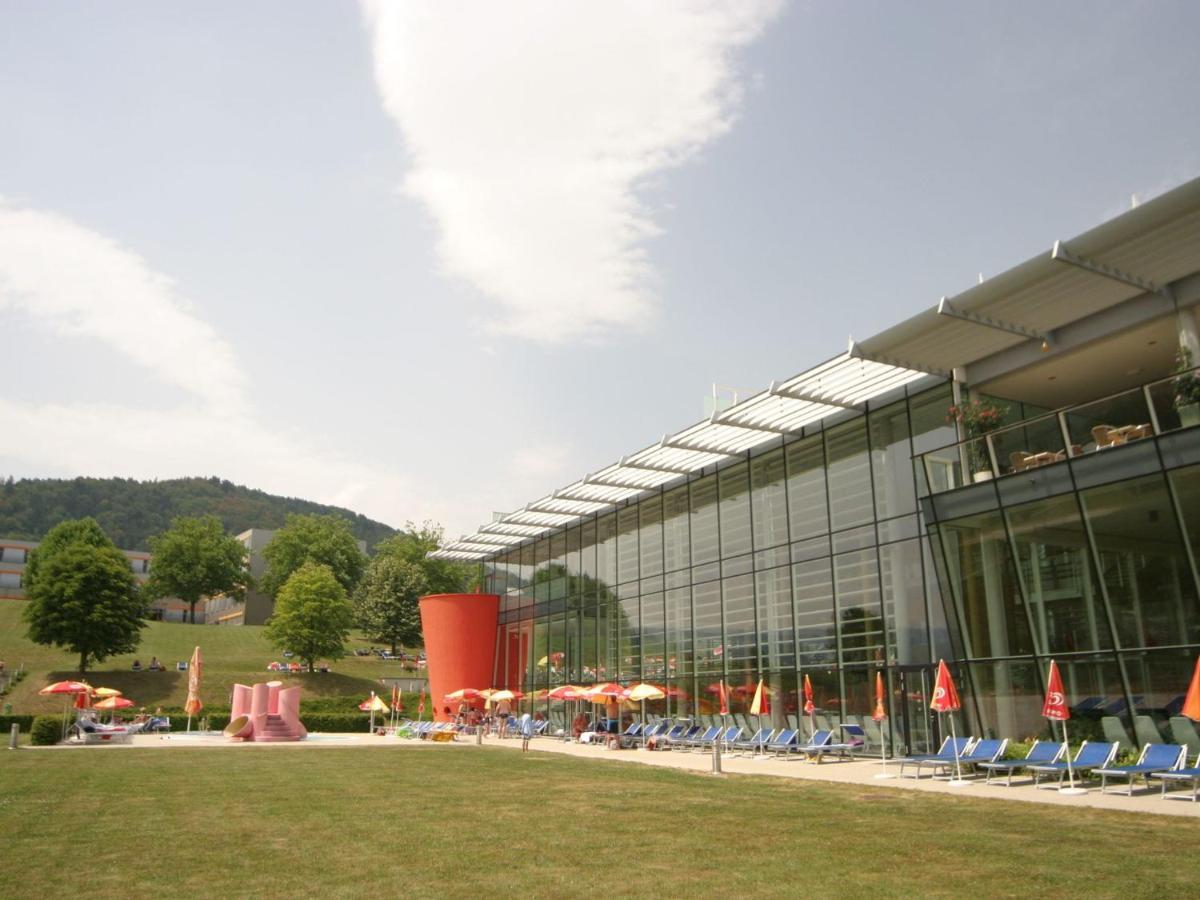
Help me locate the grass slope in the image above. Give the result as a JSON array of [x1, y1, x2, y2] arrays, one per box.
[[0, 600, 422, 713], [2, 745, 1197, 898]]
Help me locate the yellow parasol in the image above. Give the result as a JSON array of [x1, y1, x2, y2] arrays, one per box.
[[91, 687, 123, 699]]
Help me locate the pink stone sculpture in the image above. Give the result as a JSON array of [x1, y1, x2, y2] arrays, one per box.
[[223, 680, 307, 741]]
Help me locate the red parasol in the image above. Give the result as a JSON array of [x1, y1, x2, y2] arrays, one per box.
[[1182, 656, 1200, 722]]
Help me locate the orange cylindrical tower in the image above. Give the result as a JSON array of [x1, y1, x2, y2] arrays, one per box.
[[419, 593, 500, 722]]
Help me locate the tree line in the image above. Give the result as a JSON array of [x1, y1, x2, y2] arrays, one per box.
[[0, 475, 396, 551], [21, 512, 476, 674]]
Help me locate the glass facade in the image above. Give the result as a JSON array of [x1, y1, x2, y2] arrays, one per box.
[[483, 371, 1200, 754], [487, 381, 959, 753]]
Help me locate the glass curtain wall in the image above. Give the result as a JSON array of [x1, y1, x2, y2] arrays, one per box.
[[487, 382, 987, 753]]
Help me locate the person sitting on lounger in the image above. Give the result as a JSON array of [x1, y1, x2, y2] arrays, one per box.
[[131, 659, 142, 671], [572, 712, 589, 740], [148, 656, 161, 671]]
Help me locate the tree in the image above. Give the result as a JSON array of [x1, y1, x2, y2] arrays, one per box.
[[22, 517, 114, 593], [145, 515, 250, 624], [372, 521, 472, 595], [23, 530, 147, 674], [264, 562, 354, 672], [355, 555, 429, 655], [261, 514, 366, 599]]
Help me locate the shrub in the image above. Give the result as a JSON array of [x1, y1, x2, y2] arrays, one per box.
[[0, 715, 34, 734], [31, 715, 63, 745]]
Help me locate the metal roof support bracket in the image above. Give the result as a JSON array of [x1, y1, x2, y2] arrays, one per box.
[[936, 296, 1048, 342], [1051, 240, 1172, 299]]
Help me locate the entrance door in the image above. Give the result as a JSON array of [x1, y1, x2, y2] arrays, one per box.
[[895, 665, 937, 756]]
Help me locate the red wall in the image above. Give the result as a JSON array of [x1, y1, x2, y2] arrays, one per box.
[[419, 593, 500, 722]]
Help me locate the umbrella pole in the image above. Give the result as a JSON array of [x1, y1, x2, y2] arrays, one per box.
[[947, 713, 967, 786], [874, 717, 894, 779], [1059, 719, 1086, 794]]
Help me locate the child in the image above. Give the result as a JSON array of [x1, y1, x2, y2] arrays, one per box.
[[520, 712, 535, 752]]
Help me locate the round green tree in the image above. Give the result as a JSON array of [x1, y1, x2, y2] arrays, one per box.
[[261, 514, 367, 599], [265, 562, 354, 672], [146, 515, 250, 624], [23, 522, 147, 674], [355, 555, 428, 655]]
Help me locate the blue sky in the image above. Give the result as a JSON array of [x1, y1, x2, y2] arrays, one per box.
[[2, 2, 1198, 540]]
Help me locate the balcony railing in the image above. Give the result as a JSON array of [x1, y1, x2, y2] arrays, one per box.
[[917, 367, 1200, 496]]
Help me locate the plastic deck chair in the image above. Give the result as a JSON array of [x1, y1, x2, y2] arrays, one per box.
[[1095, 743, 1187, 796], [978, 740, 1065, 786]]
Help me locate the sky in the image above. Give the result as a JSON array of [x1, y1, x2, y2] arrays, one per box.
[[2, 1, 1199, 542]]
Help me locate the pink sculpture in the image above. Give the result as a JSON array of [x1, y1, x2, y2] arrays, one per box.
[[223, 680, 307, 741]]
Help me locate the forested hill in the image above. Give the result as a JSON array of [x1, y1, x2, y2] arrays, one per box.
[[0, 477, 397, 551]]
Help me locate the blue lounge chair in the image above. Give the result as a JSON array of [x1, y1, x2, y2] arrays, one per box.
[[1152, 751, 1200, 802], [731, 727, 775, 754], [712, 725, 742, 749], [1095, 743, 1187, 796], [667, 725, 703, 749], [659, 723, 688, 744], [839, 723, 867, 750], [978, 740, 1065, 786], [682, 725, 723, 750], [954, 738, 1008, 774], [1027, 741, 1118, 789], [766, 728, 800, 755], [633, 721, 665, 746], [897, 737, 973, 779], [791, 729, 832, 760]]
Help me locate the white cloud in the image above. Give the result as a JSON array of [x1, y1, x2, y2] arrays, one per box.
[[0, 201, 247, 413], [361, 0, 782, 342], [0, 200, 439, 533]]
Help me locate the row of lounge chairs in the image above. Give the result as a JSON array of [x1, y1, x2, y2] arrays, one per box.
[[893, 736, 1200, 800], [608, 721, 867, 761]]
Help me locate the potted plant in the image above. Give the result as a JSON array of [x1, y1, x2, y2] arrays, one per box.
[[947, 399, 1009, 481], [1174, 347, 1200, 428]]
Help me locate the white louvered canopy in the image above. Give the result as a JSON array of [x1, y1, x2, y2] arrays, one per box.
[[430, 352, 926, 560]]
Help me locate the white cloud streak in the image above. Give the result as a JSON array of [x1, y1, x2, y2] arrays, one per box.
[[362, 1, 782, 342], [0, 201, 247, 413], [0, 200, 431, 531]]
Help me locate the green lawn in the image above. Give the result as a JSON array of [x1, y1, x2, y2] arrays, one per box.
[[0, 599, 424, 713], [1, 745, 1196, 898]]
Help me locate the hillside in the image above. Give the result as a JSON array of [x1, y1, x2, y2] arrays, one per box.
[[0, 600, 425, 714], [0, 476, 396, 551]]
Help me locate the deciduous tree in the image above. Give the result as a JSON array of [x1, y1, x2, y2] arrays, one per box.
[[23, 520, 147, 674], [146, 515, 249, 624], [355, 555, 428, 655], [264, 562, 354, 672], [261, 514, 366, 599]]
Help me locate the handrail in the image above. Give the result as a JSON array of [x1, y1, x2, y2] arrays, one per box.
[[918, 366, 1199, 495]]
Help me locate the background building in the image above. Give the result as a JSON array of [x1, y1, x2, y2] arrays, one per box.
[[431, 176, 1200, 754]]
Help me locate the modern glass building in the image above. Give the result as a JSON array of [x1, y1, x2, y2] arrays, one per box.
[[432, 177, 1200, 753]]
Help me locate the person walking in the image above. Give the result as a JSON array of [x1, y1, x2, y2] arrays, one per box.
[[520, 712, 534, 753]]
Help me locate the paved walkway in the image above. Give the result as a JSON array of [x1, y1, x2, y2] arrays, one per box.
[[28, 730, 1200, 818]]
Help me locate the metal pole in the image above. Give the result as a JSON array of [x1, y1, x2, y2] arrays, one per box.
[[1059, 719, 1086, 794], [9, 723, 18, 749], [947, 713, 968, 786], [711, 730, 723, 774]]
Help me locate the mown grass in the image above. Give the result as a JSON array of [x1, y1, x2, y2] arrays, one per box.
[[0, 600, 423, 713], [1, 744, 1196, 898]]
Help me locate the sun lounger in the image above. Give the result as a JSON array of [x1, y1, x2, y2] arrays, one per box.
[[790, 728, 832, 759], [704, 726, 741, 751], [766, 728, 800, 756], [978, 740, 1065, 786], [730, 727, 775, 754], [897, 737, 974, 779], [1168, 716, 1200, 756], [680, 725, 722, 750], [1132, 715, 1165, 747], [953, 738, 1008, 774], [1027, 740, 1118, 789], [1152, 751, 1200, 802], [665, 725, 703, 749], [1095, 743, 1187, 795], [1101, 717, 1136, 752]]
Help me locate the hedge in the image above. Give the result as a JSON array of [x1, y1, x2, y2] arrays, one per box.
[[0, 714, 34, 734], [31, 715, 62, 745], [158, 712, 374, 733]]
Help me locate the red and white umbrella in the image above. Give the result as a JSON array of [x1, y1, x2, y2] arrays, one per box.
[[39, 680, 91, 741], [930, 660, 967, 786]]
